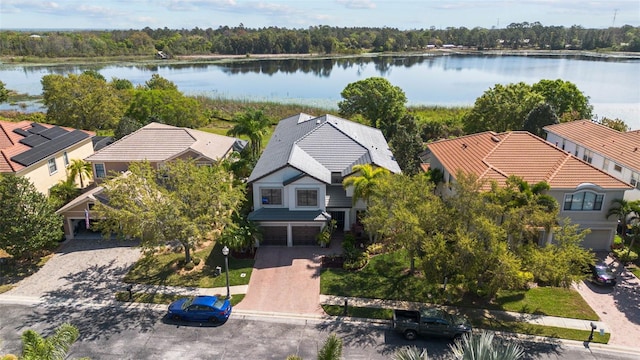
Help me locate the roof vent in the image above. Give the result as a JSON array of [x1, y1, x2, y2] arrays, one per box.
[[462, 143, 467, 149], [490, 136, 500, 143]]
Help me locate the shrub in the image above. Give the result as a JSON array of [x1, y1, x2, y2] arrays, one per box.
[[366, 243, 385, 256], [343, 251, 368, 270], [193, 257, 201, 265], [613, 248, 639, 263], [184, 261, 195, 271]]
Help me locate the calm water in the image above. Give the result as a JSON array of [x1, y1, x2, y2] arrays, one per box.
[[1, 54, 639, 129]]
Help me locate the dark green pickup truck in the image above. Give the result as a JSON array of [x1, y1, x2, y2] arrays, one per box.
[[392, 308, 472, 340]]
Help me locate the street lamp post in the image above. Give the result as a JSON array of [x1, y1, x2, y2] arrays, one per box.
[[222, 245, 230, 299]]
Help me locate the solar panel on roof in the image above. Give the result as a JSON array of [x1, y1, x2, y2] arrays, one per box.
[[13, 128, 30, 137], [20, 134, 49, 147], [39, 126, 68, 140], [28, 123, 48, 134], [11, 130, 90, 167]]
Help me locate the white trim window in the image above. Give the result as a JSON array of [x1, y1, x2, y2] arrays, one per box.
[[260, 188, 283, 205], [296, 189, 318, 207], [48, 158, 58, 175], [95, 163, 106, 178], [563, 191, 604, 211], [602, 158, 610, 171], [582, 149, 593, 164], [63, 152, 69, 167], [631, 172, 640, 190]]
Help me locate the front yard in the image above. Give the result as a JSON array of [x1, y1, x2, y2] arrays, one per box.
[[123, 241, 254, 288], [321, 250, 598, 320]]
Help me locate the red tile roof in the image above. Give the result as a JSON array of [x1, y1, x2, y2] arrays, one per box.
[[0, 120, 94, 173], [544, 120, 640, 172], [427, 131, 632, 190]]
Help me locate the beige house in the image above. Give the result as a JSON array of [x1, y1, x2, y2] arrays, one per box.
[[423, 131, 633, 250], [0, 120, 94, 195], [544, 120, 640, 201], [57, 122, 245, 240]]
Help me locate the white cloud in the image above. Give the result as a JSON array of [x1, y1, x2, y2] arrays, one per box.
[[336, 0, 376, 10]]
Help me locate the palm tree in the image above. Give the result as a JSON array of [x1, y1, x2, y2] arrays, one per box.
[[67, 159, 93, 189], [316, 333, 342, 360], [20, 323, 81, 360], [606, 199, 640, 247], [227, 109, 272, 160], [48, 177, 80, 208], [393, 346, 429, 360], [449, 331, 524, 360], [342, 164, 390, 206]]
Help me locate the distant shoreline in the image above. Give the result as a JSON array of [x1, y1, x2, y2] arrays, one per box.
[[2, 49, 639, 67]]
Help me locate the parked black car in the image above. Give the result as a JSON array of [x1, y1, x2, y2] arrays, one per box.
[[589, 263, 617, 286]]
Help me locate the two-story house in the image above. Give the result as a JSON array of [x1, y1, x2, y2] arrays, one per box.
[[247, 113, 401, 246], [544, 120, 640, 201], [423, 131, 632, 250], [57, 122, 245, 240], [0, 120, 94, 195]]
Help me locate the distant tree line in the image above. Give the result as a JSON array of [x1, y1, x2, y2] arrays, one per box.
[[0, 22, 638, 58]]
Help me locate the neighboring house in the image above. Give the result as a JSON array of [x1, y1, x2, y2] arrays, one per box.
[[58, 122, 246, 240], [0, 120, 94, 195], [422, 131, 632, 250], [84, 122, 246, 182], [247, 113, 401, 247], [544, 120, 640, 201]]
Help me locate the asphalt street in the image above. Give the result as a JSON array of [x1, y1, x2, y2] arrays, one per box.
[[0, 302, 638, 360]]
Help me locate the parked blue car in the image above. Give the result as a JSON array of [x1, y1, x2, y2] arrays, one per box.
[[167, 295, 232, 323]]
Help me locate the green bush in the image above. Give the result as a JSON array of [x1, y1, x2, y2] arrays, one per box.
[[184, 261, 195, 271], [193, 257, 201, 265], [613, 248, 638, 263], [366, 243, 384, 256], [343, 251, 368, 270]]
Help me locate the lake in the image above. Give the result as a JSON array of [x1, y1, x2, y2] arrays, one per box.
[[1, 54, 639, 129]]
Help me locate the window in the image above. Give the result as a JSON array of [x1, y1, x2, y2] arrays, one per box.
[[95, 163, 106, 178], [582, 150, 593, 164], [574, 146, 581, 157], [602, 158, 610, 171], [260, 188, 282, 205], [63, 152, 69, 167], [561, 139, 566, 150], [296, 189, 318, 207], [631, 172, 640, 190], [563, 191, 604, 211], [614, 164, 622, 172], [48, 158, 57, 175], [331, 172, 342, 184]]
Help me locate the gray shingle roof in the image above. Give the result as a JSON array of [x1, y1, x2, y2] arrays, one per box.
[[85, 122, 240, 163], [248, 113, 401, 183]]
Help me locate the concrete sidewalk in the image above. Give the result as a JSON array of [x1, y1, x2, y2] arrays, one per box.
[[319, 295, 607, 332]]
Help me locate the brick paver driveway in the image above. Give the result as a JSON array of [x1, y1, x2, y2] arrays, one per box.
[[573, 255, 640, 348], [5, 237, 141, 302], [235, 244, 341, 316]]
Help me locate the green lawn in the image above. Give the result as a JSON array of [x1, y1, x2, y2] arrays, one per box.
[[321, 250, 598, 320], [124, 242, 254, 288], [116, 291, 245, 307]]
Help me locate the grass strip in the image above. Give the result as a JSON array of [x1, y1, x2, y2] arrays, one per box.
[[115, 291, 245, 307], [320, 305, 609, 344]]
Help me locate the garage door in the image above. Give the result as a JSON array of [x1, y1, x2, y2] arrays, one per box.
[[581, 229, 611, 250], [292, 226, 320, 246], [260, 226, 287, 246]]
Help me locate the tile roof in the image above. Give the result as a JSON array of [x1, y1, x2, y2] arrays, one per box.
[[426, 131, 632, 190], [85, 122, 241, 163], [0, 120, 94, 173], [544, 120, 640, 172], [248, 113, 401, 183], [247, 208, 331, 222]]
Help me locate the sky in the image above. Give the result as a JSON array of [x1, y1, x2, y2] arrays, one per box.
[[0, 0, 639, 31]]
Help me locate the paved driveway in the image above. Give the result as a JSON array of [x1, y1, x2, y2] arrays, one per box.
[[572, 255, 640, 348], [235, 244, 341, 316], [5, 238, 141, 302]]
